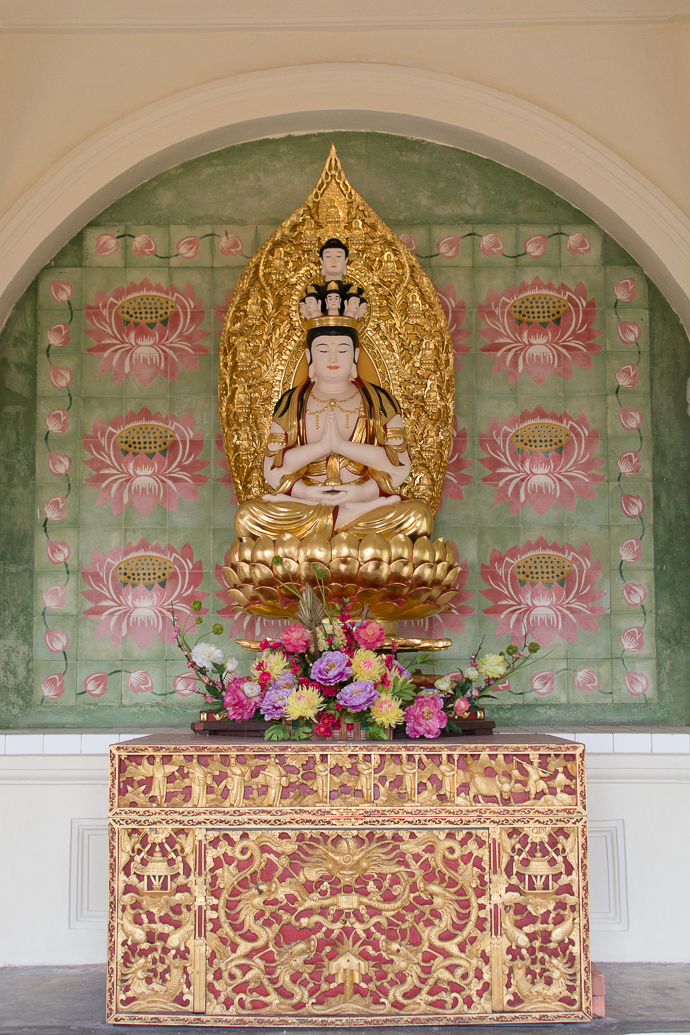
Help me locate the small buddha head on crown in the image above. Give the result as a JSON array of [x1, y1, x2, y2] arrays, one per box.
[[319, 238, 349, 281]]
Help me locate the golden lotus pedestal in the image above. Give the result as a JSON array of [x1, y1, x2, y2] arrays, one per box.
[[108, 734, 592, 1026]]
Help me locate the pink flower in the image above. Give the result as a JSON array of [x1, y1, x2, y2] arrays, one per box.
[[615, 364, 639, 388], [494, 679, 511, 692], [482, 536, 606, 646], [215, 286, 234, 334], [624, 671, 648, 696], [83, 407, 208, 516], [619, 407, 643, 431], [128, 670, 154, 694], [223, 677, 256, 721], [354, 620, 386, 650], [621, 494, 645, 518], [614, 278, 637, 302], [620, 626, 644, 652], [214, 432, 238, 504], [131, 234, 157, 256], [47, 452, 71, 476], [173, 674, 198, 697], [84, 672, 109, 697], [85, 278, 209, 385], [531, 671, 555, 695], [49, 366, 73, 389], [434, 283, 471, 366], [619, 538, 642, 562], [46, 540, 71, 564], [46, 323, 70, 347], [436, 235, 461, 258], [218, 232, 243, 257], [480, 233, 504, 255], [454, 697, 470, 715], [41, 673, 65, 699], [404, 693, 448, 738], [95, 233, 120, 257], [45, 409, 69, 433], [480, 406, 604, 516], [617, 451, 641, 476], [441, 419, 472, 503], [617, 320, 641, 344], [81, 537, 207, 649], [49, 280, 73, 304], [45, 628, 69, 653], [566, 233, 591, 254], [524, 235, 548, 258], [281, 624, 312, 653], [42, 584, 66, 609], [398, 233, 418, 254], [176, 236, 200, 259], [478, 277, 602, 385], [44, 496, 66, 521], [622, 582, 647, 607], [574, 668, 599, 692]]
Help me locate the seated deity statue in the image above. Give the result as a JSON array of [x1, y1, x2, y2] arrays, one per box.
[[234, 318, 433, 539]]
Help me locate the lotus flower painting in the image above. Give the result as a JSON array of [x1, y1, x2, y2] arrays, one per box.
[[83, 407, 209, 516], [478, 277, 602, 384], [481, 537, 607, 646], [84, 278, 209, 385], [480, 406, 605, 515]]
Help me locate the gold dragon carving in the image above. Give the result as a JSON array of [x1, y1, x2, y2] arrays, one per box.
[[109, 742, 590, 1025], [218, 144, 454, 514]]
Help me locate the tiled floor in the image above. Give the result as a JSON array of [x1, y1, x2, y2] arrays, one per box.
[[1, 963, 689, 1034]]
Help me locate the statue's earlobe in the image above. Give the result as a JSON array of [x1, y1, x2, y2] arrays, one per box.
[[350, 347, 359, 379]]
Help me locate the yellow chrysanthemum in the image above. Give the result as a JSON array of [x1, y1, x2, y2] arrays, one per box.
[[369, 693, 405, 728], [352, 648, 385, 682], [251, 649, 289, 679], [476, 653, 507, 679], [284, 687, 324, 721]]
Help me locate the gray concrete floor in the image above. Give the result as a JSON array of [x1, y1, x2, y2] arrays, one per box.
[[0, 964, 689, 1035]]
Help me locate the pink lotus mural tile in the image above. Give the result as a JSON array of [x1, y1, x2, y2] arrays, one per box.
[[81, 537, 207, 650], [434, 283, 471, 368], [214, 433, 237, 504], [481, 536, 607, 646], [478, 276, 601, 384], [84, 278, 209, 385], [440, 419, 472, 505], [83, 407, 209, 516], [479, 406, 605, 515]]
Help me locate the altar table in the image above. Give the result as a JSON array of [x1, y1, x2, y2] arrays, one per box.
[[107, 733, 591, 1025]]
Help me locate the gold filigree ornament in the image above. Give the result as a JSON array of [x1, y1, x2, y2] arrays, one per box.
[[218, 146, 457, 623]]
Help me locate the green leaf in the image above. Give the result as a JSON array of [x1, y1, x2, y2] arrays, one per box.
[[264, 724, 290, 741], [390, 675, 416, 702], [366, 724, 389, 741]]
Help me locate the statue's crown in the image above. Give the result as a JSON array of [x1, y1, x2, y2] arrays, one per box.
[[305, 316, 359, 332]]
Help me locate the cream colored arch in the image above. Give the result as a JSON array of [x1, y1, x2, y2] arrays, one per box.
[[2, 62, 690, 342]]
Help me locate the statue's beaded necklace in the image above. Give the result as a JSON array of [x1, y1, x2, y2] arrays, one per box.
[[309, 389, 360, 430]]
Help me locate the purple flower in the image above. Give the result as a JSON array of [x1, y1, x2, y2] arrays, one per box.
[[259, 676, 295, 721], [337, 680, 378, 711], [310, 651, 352, 685]]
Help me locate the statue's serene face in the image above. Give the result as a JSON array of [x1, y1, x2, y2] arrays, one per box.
[[308, 334, 358, 386], [320, 248, 347, 280]]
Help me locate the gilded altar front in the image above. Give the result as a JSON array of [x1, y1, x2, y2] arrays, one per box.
[[108, 734, 591, 1026]]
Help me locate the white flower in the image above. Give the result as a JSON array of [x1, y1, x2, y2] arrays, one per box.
[[243, 680, 262, 699], [191, 642, 224, 671], [225, 657, 239, 673], [466, 667, 479, 681], [434, 675, 453, 693]]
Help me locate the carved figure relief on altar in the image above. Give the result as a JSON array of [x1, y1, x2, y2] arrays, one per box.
[[219, 146, 457, 623]]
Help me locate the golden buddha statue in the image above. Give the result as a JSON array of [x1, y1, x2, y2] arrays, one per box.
[[218, 146, 459, 624]]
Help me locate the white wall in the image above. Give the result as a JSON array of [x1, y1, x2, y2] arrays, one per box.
[[2, 743, 688, 966]]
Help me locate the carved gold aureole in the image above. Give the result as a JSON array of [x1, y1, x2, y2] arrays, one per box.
[[218, 146, 456, 622], [108, 738, 591, 1025]]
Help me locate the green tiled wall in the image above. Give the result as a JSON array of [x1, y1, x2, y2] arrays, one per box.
[[1, 131, 689, 727]]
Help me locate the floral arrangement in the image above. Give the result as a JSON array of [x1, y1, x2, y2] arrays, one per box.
[[172, 574, 543, 740]]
